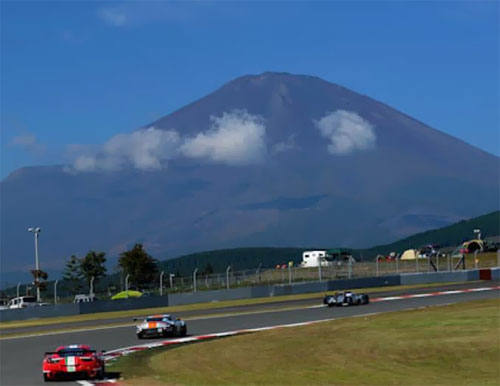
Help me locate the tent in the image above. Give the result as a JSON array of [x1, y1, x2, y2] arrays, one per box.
[[400, 249, 418, 260], [111, 290, 143, 300], [462, 239, 484, 253]]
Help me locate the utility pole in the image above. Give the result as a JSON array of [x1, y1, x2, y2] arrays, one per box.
[[28, 227, 42, 302]]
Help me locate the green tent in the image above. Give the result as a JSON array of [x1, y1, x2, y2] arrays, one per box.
[[111, 290, 143, 300]]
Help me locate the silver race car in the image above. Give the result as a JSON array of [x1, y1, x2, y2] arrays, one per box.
[[135, 314, 187, 339], [323, 291, 370, 307]]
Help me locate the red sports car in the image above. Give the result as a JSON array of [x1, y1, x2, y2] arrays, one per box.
[[42, 344, 105, 382]]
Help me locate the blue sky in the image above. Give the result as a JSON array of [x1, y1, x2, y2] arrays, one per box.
[[1, 1, 498, 179]]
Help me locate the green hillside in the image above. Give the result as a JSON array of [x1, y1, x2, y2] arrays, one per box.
[[357, 210, 499, 257], [155, 211, 499, 275], [157, 247, 313, 277]]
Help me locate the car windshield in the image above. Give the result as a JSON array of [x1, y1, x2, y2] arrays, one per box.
[[57, 348, 93, 357], [146, 317, 168, 322], [23, 297, 36, 303]]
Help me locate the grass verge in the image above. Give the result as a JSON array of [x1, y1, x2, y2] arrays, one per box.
[[112, 299, 500, 385], [0, 281, 483, 330]]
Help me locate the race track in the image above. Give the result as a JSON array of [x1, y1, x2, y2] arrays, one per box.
[[0, 282, 498, 386]]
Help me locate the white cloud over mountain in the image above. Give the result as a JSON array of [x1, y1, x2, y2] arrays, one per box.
[[67, 111, 267, 172], [69, 128, 180, 172], [180, 110, 267, 165], [315, 110, 376, 154]]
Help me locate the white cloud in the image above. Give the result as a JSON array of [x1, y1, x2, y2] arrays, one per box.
[[9, 134, 46, 154], [97, 3, 189, 27], [272, 134, 298, 154], [180, 110, 267, 165], [97, 7, 127, 27], [68, 127, 180, 172], [315, 110, 376, 155]]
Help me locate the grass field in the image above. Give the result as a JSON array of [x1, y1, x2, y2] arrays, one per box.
[[0, 281, 479, 331], [111, 299, 500, 385]]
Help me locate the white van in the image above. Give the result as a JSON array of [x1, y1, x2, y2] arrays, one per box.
[[74, 294, 95, 303], [8, 296, 38, 309], [300, 250, 330, 267]]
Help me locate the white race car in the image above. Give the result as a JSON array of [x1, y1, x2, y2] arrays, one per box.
[[135, 314, 187, 339]]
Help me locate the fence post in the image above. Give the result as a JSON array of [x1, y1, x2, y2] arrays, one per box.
[[169, 274, 174, 289], [376, 257, 379, 277], [288, 264, 292, 284], [54, 280, 59, 304], [193, 268, 198, 292], [256, 263, 262, 284], [447, 254, 451, 271], [348, 257, 352, 279], [90, 276, 95, 298], [474, 250, 478, 270], [16, 282, 21, 298], [318, 256, 322, 282], [416, 254, 419, 273], [125, 274, 130, 298], [160, 271, 164, 296], [226, 266, 231, 290], [437, 254, 440, 272], [396, 254, 399, 274]]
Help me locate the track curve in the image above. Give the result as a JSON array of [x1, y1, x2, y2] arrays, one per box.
[[1, 283, 498, 386]]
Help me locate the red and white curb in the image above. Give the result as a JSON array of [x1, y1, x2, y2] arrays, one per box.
[[370, 285, 500, 302], [101, 285, 500, 362]]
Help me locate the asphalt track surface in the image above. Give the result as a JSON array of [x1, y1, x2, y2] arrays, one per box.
[[0, 282, 498, 386], [0, 281, 486, 336]]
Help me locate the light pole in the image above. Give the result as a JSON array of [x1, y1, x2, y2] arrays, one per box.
[[54, 280, 59, 305], [28, 227, 41, 302], [193, 268, 198, 292], [226, 266, 231, 290], [125, 274, 130, 298], [16, 282, 21, 298], [90, 277, 95, 299], [160, 271, 164, 296], [169, 274, 175, 288]]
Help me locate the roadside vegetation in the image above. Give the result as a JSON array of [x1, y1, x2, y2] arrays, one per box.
[[111, 299, 500, 385]]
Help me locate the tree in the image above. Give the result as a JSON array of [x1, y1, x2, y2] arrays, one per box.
[[30, 269, 48, 292], [80, 250, 107, 287], [119, 243, 158, 288], [63, 255, 83, 294], [202, 263, 214, 275]]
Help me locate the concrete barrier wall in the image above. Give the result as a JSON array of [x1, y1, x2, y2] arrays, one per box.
[[271, 282, 329, 297], [168, 287, 254, 306], [490, 267, 500, 281], [327, 276, 400, 291], [1, 270, 488, 322], [79, 296, 169, 314], [400, 270, 472, 285], [0, 303, 80, 322]]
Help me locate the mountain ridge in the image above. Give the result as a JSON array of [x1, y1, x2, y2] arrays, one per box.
[[1, 72, 498, 285]]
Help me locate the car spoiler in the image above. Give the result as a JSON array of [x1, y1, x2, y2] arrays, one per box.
[[44, 350, 98, 356]]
